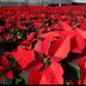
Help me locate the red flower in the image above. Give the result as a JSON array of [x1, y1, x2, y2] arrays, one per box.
[[6, 70, 13, 80], [49, 33, 71, 61], [34, 22, 42, 28], [71, 32, 85, 53], [54, 35, 70, 58], [1, 6, 86, 85], [11, 46, 36, 69], [0, 26, 3, 32], [27, 32, 34, 41], [58, 22, 85, 53], [28, 62, 64, 85], [5, 18, 12, 28], [0, 55, 14, 80], [34, 31, 59, 56], [76, 29, 86, 40]]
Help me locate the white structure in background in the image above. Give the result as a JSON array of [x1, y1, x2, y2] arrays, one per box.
[[0, 0, 86, 6], [0, 0, 86, 3], [0, 0, 24, 2], [0, 0, 71, 4], [0, 0, 71, 6], [72, 0, 86, 3]]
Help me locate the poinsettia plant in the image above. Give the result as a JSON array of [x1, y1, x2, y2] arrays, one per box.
[[0, 6, 86, 85]]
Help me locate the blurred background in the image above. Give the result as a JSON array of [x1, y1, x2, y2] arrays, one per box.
[[0, 0, 86, 6]]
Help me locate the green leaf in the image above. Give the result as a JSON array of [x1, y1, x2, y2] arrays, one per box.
[[5, 77, 12, 85], [20, 70, 29, 83], [60, 52, 80, 63], [38, 26, 42, 29], [21, 44, 26, 49], [34, 32, 38, 38], [10, 28, 18, 34], [17, 31, 22, 35], [15, 78, 22, 84], [31, 40, 37, 48], [62, 62, 80, 82], [15, 77, 25, 85], [0, 49, 4, 56], [42, 30, 48, 34], [12, 69, 21, 77], [72, 20, 77, 25], [44, 58, 51, 67], [7, 54, 16, 67], [0, 18, 5, 26]]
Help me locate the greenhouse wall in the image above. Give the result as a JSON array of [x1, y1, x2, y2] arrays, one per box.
[[0, 0, 86, 6]]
